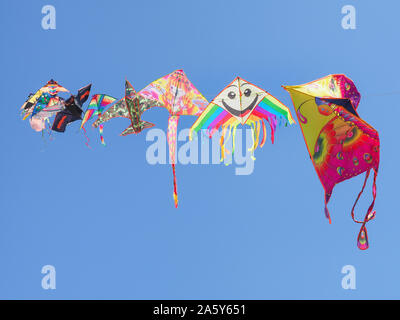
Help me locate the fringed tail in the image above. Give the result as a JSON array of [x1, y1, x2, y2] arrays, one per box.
[[219, 119, 270, 163], [220, 123, 233, 165], [260, 120, 267, 147]]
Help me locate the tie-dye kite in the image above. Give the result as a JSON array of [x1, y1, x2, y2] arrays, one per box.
[[21, 79, 69, 132], [80, 94, 117, 145], [52, 84, 92, 132], [93, 80, 163, 139], [190, 77, 294, 161], [283, 74, 380, 250], [139, 69, 208, 208]]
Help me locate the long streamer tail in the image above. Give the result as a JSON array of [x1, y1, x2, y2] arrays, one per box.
[[351, 169, 378, 250], [168, 116, 179, 208], [99, 124, 106, 146], [81, 126, 91, 148], [172, 163, 178, 208]]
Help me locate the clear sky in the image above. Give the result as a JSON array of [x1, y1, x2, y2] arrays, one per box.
[[0, 0, 399, 299]]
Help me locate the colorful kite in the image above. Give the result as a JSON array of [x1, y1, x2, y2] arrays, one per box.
[[31, 96, 66, 132], [21, 79, 69, 132], [139, 69, 208, 208], [52, 84, 92, 132], [80, 94, 117, 145], [190, 77, 294, 161], [283, 74, 380, 250], [93, 80, 163, 139]]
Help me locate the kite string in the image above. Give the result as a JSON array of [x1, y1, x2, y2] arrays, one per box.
[[365, 91, 400, 97]]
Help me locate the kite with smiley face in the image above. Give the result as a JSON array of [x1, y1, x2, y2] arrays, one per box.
[[190, 77, 295, 161]]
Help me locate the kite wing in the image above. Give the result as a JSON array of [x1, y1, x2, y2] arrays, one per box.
[[31, 93, 51, 117], [93, 98, 129, 124], [52, 84, 91, 132], [284, 74, 380, 250], [81, 94, 117, 129], [21, 90, 43, 116]]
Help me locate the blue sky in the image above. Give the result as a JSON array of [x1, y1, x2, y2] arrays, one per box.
[[0, 0, 399, 299]]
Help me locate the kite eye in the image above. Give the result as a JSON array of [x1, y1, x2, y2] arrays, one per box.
[[228, 91, 236, 99], [244, 88, 251, 97], [318, 104, 333, 116]]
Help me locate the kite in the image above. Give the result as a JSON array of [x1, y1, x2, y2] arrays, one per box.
[[21, 79, 68, 114], [190, 77, 295, 162], [139, 69, 208, 208], [21, 79, 69, 132], [52, 84, 92, 132], [93, 80, 163, 140], [30, 96, 66, 132], [283, 74, 380, 250], [80, 94, 117, 145]]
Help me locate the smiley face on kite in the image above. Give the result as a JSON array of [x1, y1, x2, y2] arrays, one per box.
[[213, 78, 268, 124]]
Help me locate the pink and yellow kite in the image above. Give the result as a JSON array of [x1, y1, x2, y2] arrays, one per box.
[[139, 69, 208, 207], [284, 74, 380, 250]]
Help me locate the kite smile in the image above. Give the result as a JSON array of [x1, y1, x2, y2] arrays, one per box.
[[222, 94, 259, 117]]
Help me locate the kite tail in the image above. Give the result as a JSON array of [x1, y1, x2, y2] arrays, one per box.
[[219, 124, 229, 162], [324, 192, 332, 224], [220, 123, 232, 164], [168, 115, 179, 208], [220, 131, 225, 161], [232, 123, 239, 155], [46, 118, 54, 141], [267, 118, 275, 144], [260, 120, 267, 148], [172, 163, 178, 208], [81, 126, 91, 148], [351, 169, 378, 250], [99, 124, 106, 146], [247, 121, 258, 161]]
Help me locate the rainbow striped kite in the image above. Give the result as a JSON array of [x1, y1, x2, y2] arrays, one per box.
[[190, 77, 295, 161], [80, 94, 117, 145]]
